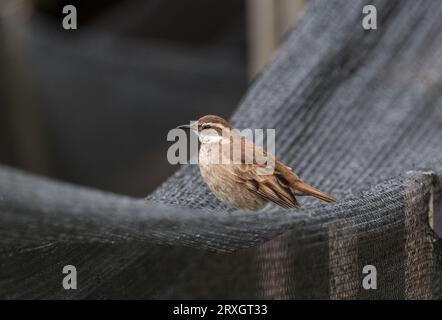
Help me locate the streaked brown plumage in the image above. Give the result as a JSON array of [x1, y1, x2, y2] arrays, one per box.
[[188, 115, 335, 211]]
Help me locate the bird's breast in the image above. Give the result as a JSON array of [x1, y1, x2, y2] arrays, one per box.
[[199, 143, 266, 211]]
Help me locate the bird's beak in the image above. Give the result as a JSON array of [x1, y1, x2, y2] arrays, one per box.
[[177, 124, 191, 130]]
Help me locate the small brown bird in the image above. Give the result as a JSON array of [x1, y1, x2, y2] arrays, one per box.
[[179, 115, 335, 211]]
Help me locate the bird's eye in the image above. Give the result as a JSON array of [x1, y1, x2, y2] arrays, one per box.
[[202, 124, 210, 130]]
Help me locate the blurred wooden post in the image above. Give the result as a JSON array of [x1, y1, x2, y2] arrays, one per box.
[[0, 0, 52, 175], [247, 0, 277, 79], [247, 0, 307, 79]]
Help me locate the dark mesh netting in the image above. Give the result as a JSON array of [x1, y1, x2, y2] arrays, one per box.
[[1, 0, 442, 299]]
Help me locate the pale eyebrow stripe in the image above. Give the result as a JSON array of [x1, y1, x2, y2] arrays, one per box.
[[205, 122, 224, 128]]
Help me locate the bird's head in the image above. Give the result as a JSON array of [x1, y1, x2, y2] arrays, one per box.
[[178, 115, 233, 143], [196, 115, 232, 134]]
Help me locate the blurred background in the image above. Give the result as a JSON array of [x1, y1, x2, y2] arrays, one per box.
[[0, 0, 306, 197]]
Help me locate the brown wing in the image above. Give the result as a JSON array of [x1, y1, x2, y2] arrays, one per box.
[[223, 136, 335, 205], [233, 164, 299, 208], [223, 137, 299, 208]]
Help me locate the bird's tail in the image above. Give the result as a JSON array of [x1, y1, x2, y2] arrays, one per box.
[[275, 161, 335, 203], [290, 180, 335, 203]]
